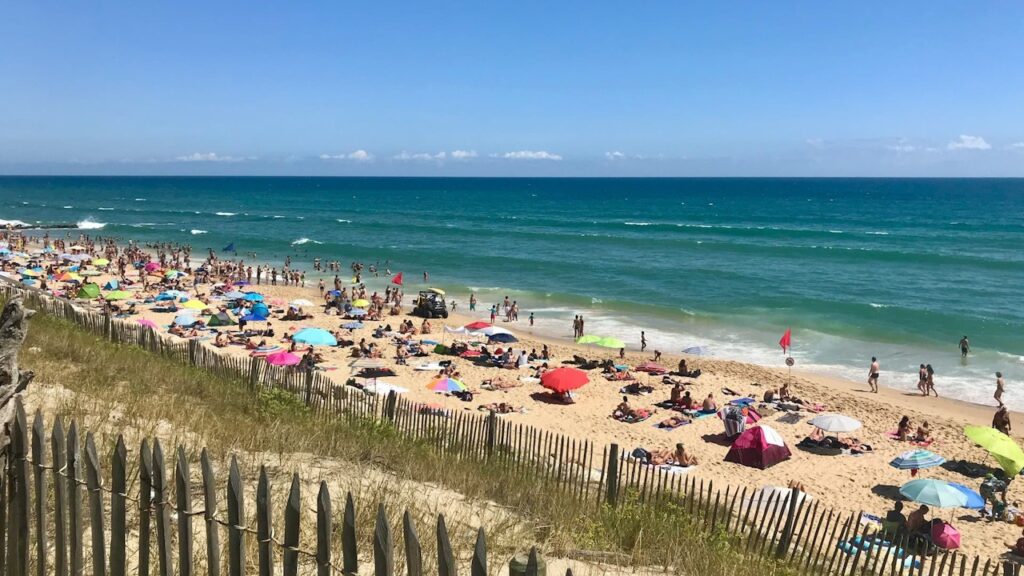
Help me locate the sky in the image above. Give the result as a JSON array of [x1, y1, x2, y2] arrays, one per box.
[[2, 2, 1023, 177]]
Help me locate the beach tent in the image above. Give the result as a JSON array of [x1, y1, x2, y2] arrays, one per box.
[[103, 280, 119, 290], [173, 313, 197, 326], [725, 425, 791, 470], [207, 312, 234, 327], [250, 303, 270, 317], [77, 283, 101, 299]]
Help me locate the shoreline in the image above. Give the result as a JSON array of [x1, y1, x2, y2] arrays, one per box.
[[4, 230, 1022, 558]]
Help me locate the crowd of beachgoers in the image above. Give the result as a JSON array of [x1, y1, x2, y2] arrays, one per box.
[[2, 228, 1023, 560]]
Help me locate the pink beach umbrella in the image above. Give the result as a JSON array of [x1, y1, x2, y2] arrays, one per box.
[[266, 351, 301, 366], [930, 522, 961, 550], [144, 262, 161, 272], [137, 319, 158, 329]]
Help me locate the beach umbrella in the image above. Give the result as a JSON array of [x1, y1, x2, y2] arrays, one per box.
[[464, 321, 491, 330], [594, 337, 625, 349], [342, 322, 364, 330], [165, 270, 187, 279], [327, 290, 341, 297], [224, 291, 247, 299], [899, 479, 968, 509], [890, 449, 946, 471], [69, 244, 86, 251], [173, 313, 197, 326], [444, 326, 471, 336], [144, 262, 161, 272], [251, 303, 270, 317], [488, 333, 518, 343], [427, 377, 466, 393], [80, 270, 101, 277], [181, 300, 209, 310], [92, 258, 109, 266], [243, 292, 264, 302], [948, 483, 985, 510], [540, 367, 589, 394], [576, 335, 602, 345], [359, 367, 397, 379], [352, 358, 387, 369], [104, 290, 132, 301], [269, 298, 287, 307], [240, 313, 267, 322], [636, 361, 668, 374], [931, 522, 961, 550], [102, 280, 118, 290], [290, 299, 314, 307], [347, 309, 367, 317], [352, 299, 370, 308], [808, 413, 862, 434], [18, 268, 40, 277], [293, 328, 337, 347], [137, 318, 157, 329], [964, 425, 1024, 476], [473, 326, 513, 337], [266, 351, 301, 366]]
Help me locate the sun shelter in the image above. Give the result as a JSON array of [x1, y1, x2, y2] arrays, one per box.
[[725, 425, 791, 470], [76, 283, 100, 299], [207, 312, 234, 327]]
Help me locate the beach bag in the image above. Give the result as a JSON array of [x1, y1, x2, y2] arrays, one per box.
[[724, 406, 746, 437]]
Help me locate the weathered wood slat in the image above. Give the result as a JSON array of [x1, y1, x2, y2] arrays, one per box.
[[138, 439, 154, 576], [256, 467, 273, 576], [342, 493, 358, 576], [110, 436, 127, 576], [227, 456, 245, 576], [51, 419, 68, 576], [67, 421, 83, 576], [401, 511, 421, 576], [176, 447, 194, 576], [373, 504, 393, 576], [30, 412, 47, 576], [283, 475, 300, 576], [471, 528, 486, 576], [436, 515, 455, 576], [316, 482, 331, 576], [84, 433, 106, 576], [200, 450, 221, 576], [152, 441, 174, 576]]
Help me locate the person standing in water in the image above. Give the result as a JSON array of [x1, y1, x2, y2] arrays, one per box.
[[959, 336, 970, 358], [641, 331, 647, 352], [925, 364, 937, 397], [867, 357, 880, 393], [995, 372, 1005, 407]]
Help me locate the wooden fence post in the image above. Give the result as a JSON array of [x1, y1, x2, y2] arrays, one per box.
[[67, 421, 83, 576], [84, 433, 106, 576], [436, 515, 455, 576], [402, 511, 421, 576], [485, 412, 497, 458], [342, 493, 358, 576], [304, 369, 314, 406], [283, 475, 300, 576], [176, 447, 194, 576], [200, 450, 221, 576], [605, 444, 620, 507], [775, 487, 800, 558], [110, 436, 127, 576], [152, 441, 174, 576], [227, 456, 245, 576], [373, 504, 393, 576], [30, 412, 47, 576], [316, 483, 331, 576], [256, 467, 273, 576], [6, 401, 29, 576], [188, 339, 199, 366], [51, 417, 67, 576]]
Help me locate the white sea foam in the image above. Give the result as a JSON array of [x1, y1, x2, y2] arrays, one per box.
[[336, 219, 352, 223], [63, 205, 73, 209], [868, 303, 890, 308], [828, 230, 843, 234], [215, 212, 237, 216], [624, 221, 652, 226], [272, 215, 285, 219], [291, 238, 323, 246], [190, 229, 208, 235], [98, 207, 115, 211], [0, 219, 29, 228], [866, 231, 889, 235], [77, 219, 106, 230], [130, 223, 157, 228], [591, 297, 603, 304], [135, 198, 146, 201]]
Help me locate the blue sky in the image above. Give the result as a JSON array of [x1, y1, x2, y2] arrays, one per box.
[[2, 2, 1023, 176]]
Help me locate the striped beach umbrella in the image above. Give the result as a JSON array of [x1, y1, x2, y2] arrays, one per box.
[[427, 377, 466, 393], [890, 449, 946, 470]]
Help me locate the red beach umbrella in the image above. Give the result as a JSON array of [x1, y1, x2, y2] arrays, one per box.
[[464, 321, 491, 330], [540, 367, 590, 394]]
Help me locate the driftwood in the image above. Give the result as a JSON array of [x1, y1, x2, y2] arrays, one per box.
[[0, 296, 35, 469]]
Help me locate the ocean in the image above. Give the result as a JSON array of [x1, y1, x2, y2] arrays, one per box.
[[2, 176, 1023, 409]]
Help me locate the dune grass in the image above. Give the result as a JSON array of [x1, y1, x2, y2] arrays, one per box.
[[20, 307, 806, 576]]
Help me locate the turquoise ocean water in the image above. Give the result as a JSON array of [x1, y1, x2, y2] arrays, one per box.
[[2, 176, 1022, 408]]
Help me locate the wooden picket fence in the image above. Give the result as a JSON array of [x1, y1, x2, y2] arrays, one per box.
[[0, 279, 1019, 576]]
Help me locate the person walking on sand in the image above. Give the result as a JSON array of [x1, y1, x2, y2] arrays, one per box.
[[868, 357, 880, 393], [917, 364, 928, 395], [995, 372, 1005, 407], [959, 335, 970, 358], [641, 331, 647, 352], [925, 364, 937, 397], [572, 315, 580, 339]]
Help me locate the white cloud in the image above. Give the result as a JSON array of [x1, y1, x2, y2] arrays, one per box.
[[947, 135, 991, 150], [450, 150, 478, 160], [605, 151, 626, 160], [492, 150, 563, 161], [175, 152, 253, 162], [885, 144, 916, 153], [1009, 142, 1024, 150], [320, 150, 374, 162], [393, 151, 446, 161]]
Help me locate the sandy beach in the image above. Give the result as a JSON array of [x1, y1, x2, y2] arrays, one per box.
[[4, 233, 1022, 559]]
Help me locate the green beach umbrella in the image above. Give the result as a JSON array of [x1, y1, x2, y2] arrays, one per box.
[[964, 425, 1024, 476], [104, 290, 132, 301], [594, 336, 625, 349], [92, 258, 109, 266], [576, 335, 602, 345], [899, 479, 968, 509]]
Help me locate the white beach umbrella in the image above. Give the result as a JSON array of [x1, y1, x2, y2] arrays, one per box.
[[808, 413, 862, 434], [471, 326, 514, 337], [290, 298, 314, 307]]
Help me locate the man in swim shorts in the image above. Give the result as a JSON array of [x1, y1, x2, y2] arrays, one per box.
[[867, 357, 880, 393]]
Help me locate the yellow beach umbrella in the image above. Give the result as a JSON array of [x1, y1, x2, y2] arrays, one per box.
[[352, 299, 370, 308], [92, 258, 109, 266], [69, 244, 86, 251], [964, 425, 1024, 476], [182, 300, 209, 310]]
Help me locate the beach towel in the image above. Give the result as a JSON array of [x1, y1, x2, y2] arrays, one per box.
[[249, 346, 283, 357], [414, 363, 444, 371], [615, 410, 653, 424], [687, 409, 719, 419]]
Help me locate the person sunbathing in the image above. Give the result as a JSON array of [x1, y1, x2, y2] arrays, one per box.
[[763, 388, 777, 402], [614, 396, 637, 419], [702, 393, 718, 411], [779, 382, 792, 401], [658, 414, 689, 429], [914, 422, 932, 443], [1007, 528, 1024, 556], [678, 391, 695, 410], [479, 402, 517, 414], [214, 332, 228, 348], [897, 416, 912, 441], [650, 443, 697, 467]]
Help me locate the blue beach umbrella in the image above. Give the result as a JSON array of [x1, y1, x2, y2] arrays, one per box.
[[250, 303, 270, 317], [347, 308, 367, 317], [240, 313, 268, 322], [243, 292, 264, 302], [947, 483, 985, 510], [488, 333, 519, 343], [173, 313, 197, 326], [889, 449, 946, 471], [224, 290, 247, 299], [342, 322, 364, 329], [293, 328, 337, 346], [899, 479, 968, 509]]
